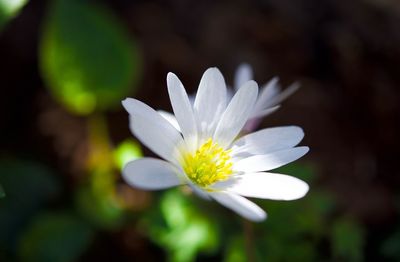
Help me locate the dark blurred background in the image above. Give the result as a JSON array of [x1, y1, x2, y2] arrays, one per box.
[[1, 0, 400, 261]]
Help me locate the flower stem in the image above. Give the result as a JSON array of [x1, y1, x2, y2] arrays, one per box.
[[243, 219, 255, 262], [87, 113, 113, 171]]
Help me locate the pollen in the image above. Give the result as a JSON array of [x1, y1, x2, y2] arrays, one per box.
[[182, 138, 233, 188]]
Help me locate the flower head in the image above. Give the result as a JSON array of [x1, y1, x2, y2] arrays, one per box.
[[159, 64, 300, 133], [122, 67, 309, 222]]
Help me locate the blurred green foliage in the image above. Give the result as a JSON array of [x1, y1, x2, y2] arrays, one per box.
[[73, 117, 143, 230], [141, 189, 220, 262], [0, 183, 5, 198], [0, 156, 130, 261], [18, 212, 94, 262], [381, 227, 400, 260], [0, 142, 142, 261], [380, 197, 400, 260], [75, 170, 126, 230], [40, 0, 141, 115], [0, 159, 60, 251], [221, 163, 337, 261], [0, 157, 368, 261], [139, 163, 366, 262], [331, 218, 365, 261], [0, 0, 28, 30], [113, 139, 142, 170]]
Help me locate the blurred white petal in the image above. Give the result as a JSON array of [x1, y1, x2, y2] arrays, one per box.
[[233, 63, 253, 91], [263, 82, 300, 108], [254, 77, 280, 111]]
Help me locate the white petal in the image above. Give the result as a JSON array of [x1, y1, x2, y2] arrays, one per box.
[[213, 81, 258, 148], [249, 105, 280, 119], [210, 192, 266, 222], [263, 82, 300, 108], [231, 126, 304, 156], [122, 158, 182, 190], [167, 73, 198, 151], [193, 68, 227, 141], [234, 63, 253, 91], [158, 110, 181, 132], [225, 172, 309, 200], [122, 98, 183, 164], [233, 146, 309, 172], [251, 77, 280, 115]]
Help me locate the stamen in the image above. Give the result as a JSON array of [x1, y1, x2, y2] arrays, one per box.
[[182, 138, 233, 188]]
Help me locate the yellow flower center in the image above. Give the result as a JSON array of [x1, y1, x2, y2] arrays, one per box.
[[182, 138, 233, 188]]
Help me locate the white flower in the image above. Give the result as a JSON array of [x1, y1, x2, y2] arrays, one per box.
[[122, 67, 309, 222], [159, 64, 300, 133]]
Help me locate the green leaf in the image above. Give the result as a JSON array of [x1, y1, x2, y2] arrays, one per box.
[[0, 0, 29, 30], [18, 212, 94, 262], [40, 0, 141, 115], [0, 159, 60, 247]]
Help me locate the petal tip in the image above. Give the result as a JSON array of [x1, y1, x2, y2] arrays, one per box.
[[121, 98, 133, 111], [167, 72, 178, 82], [287, 180, 310, 200], [238, 63, 251, 71], [278, 176, 309, 201], [301, 181, 310, 196], [302, 146, 310, 154], [205, 67, 223, 77], [250, 210, 268, 222], [167, 72, 181, 91]]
